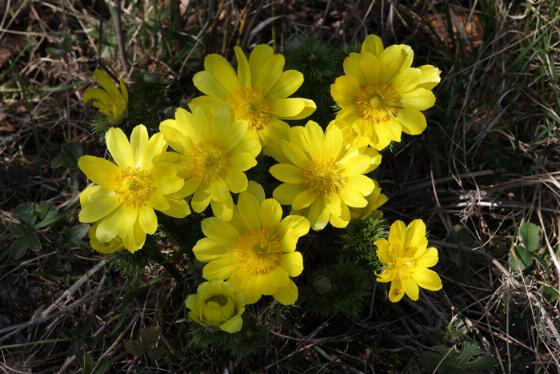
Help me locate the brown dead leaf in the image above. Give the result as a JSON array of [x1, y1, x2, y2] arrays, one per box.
[[179, 0, 190, 16], [427, 12, 483, 49], [0, 123, 16, 133]]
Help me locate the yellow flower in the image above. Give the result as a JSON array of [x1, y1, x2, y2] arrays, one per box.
[[331, 34, 441, 150], [193, 184, 310, 305], [159, 106, 261, 221], [269, 121, 382, 231], [185, 280, 246, 334], [190, 44, 316, 157], [83, 68, 128, 123], [78, 125, 190, 252], [88, 223, 124, 254], [375, 219, 443, 302], [350, 180, 389, 220]]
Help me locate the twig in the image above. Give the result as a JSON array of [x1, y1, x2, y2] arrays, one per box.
[[112, 0, 128, 69]]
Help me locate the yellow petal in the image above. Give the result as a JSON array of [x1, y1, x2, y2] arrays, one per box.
[[412, 268, 442, 291], [273, 279, 298, 305], [267, 70, 303, 100], [83, 87, 111, 105], [388, 278, 405, 302], [403, 277, 420, 301], [127, 220, 147, 252], [360, 53, 381, 84], [79, 189, 120, 222], [202, 257, 238, 280], [330, 75, 360, 106], [347, 175, 375, 196], [248, 44, 274, 81], [280, 140, 309, 168], [343, 53, 366, 81], [324, 193, 341, 216], [193, 71, 230, 100], [192, 237, 226, 262], [229, 153, 257, 171], [234, 46, 251, 87], [96, 206, 138, 242], [269, 164, 304, 184], [119, 79, 128, 104], [247, 180, 266, 202], [292, 189, 317, 210], [379, 45, 409, 82], [280, 252, 303, 277], [273, 183, 305, 204], [191, 189, 211, 213], [138, 205, 158, 234], [78, 156, 119, 189], [417, 65, 441, 90], [257, 54, 285, 93], [275, 215, 310, 246], [140, 132, 167, 171], [150, 192, 170, 211], [405, 219, 427, 250], [374, 119, 402, 147], [160, 198, 190, 218], [270, 98, 306, 118], [389, 220, 406, 256], [259, 198, 283, 230], [339, 187, 368, 208], [329, 202, 350, 228], [399, 88, 436, 111], [153, 164, 184, 195], [375, 240, 391, 264], [391, 68, 422, 93], [210, 198, 234, 221], [308, 198, 329, 231], [396, 108, 427, 136], [204, 54, 239, 94], [361, 34, 384, 55], [224, 171, 248, 193], [129, 125, 149, 168], [416, 247, 439, 268], [201, 217, 241, 244], [284, 98, 316, 120], [219, 315, 243, 334], [94, 69, 123, 104], [237, 192, 261, 230], [105, 127, 134, 168]]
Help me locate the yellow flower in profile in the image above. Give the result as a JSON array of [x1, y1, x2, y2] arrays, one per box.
[[350, 180, 388, 220], [269, 121, 381, 231], [331, 34, 441, 150], [193, 185, 310, 305], [190, 44, 316, 157], [78, 125, 190, 252], [159, 106, 261, 221], [88, 223, 124, 254], [83, 68, 128, 123], [375, 219, 443, 302], [185, 280, 246, 334]]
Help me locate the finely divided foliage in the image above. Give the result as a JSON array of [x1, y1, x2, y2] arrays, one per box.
[[78, 37, 442, 334]]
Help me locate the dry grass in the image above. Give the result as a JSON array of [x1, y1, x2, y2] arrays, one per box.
[[1, 0, 559, 372]]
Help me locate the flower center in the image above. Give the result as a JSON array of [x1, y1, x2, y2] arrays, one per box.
[[387, 256, 417, 277], [189, 142, 227, 183], [234, 228, 281, 275], [229, 87, 272, 132], [355, 83, 399, 124], [302, 159, 347, 195], [114, 167, 155, 208]]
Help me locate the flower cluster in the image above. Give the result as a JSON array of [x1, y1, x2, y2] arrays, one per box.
[[79, 34, 443, 333]]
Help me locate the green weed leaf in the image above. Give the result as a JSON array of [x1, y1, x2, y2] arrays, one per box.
[[419, 341, 496, 373], [518, 222, 540, 252], [509, 245, 533, 272]]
